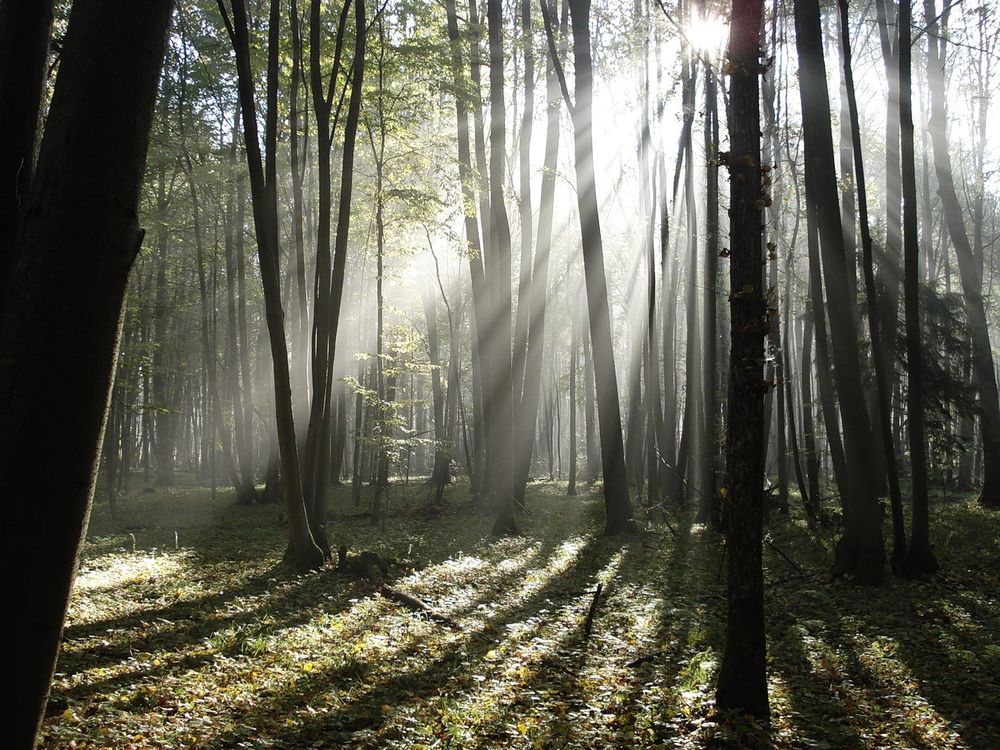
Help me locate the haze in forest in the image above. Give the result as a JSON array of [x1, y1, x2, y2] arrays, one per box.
[[3, 0, 1000, 747]]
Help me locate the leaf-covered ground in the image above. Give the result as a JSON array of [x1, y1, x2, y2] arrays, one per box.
[[40, 480, 1000, 749]]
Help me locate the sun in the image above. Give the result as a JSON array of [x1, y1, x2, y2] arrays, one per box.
[[686, 12, 730, 55]]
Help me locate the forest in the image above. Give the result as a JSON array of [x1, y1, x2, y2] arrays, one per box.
[[2, 0, 1000, 746]]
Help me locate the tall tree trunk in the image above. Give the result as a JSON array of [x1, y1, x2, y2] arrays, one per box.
[[702, 60, 720, 523], [715, 0, 769, 719], [874, 0, 902, 441], [487, 0, 518, 533], [151, 164, 176, 485], [513, 0, 565, 505], [794, 0, 884, 583], [221, 0, 323, 569], [548, 0, 634, 534], [900, 0, 937, 573], [289, 0, 311, 421], [301, 0, 356, 552], [512, 0, 534, 404], [224, 133, 257, 503], [838, 0, 906, 568], [2, 1, 173, 743], [568, 307, 579, 496], [583, 320, 599, 481], [924, 0, 1000, 508], [445, 0, 490, 503], [0, 0, 53, 289], [235, 167, 255, 489]]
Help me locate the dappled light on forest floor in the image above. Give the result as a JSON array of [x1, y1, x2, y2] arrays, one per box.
[[39, 482, 1000, 749]]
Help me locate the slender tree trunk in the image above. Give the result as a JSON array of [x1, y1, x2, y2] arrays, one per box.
[[568, 309, 579, 496], [289, 0, 311, 421], [552, 0, 634, 534], [874, 0, 903, 440], [924, 0, 1000, 508], [151, 165, 176, 485], [301, 0, 357, 553], [795, 0, 884, 583], [224, 131, 257, 503], [513, 0, 565, 505], [702, 60, 720, 523], [583, 322, 599, 482], [445, 0, 490, 503], [512, 0, 534, 404], [487, 0, 518, 533], [900, 0, 938, 573], [838, 0, 906, 568], [222, 0, 323, 569]]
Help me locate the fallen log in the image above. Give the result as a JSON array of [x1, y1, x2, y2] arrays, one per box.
[[381, 586, 462, 630], [626, 650, 667, 668]]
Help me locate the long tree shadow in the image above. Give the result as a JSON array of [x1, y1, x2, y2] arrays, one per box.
[[197, 532, 621, 748], [607, 515, 736, 746], [50, 506, 581, 729], [768, 554, 1000, 747]]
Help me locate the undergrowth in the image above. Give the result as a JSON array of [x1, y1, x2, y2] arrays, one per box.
[[38, 478, 1000, 748]]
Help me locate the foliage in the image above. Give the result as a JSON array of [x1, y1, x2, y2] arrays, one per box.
[[38, 484, 1000, 748]]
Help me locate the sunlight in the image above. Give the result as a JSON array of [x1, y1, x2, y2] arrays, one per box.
[[686, 13, 729, 55], [73, 550, 188, 595]]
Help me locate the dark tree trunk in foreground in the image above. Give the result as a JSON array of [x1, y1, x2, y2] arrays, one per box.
[[1, 2, 173, 745], [795, 0, 884, 584], [901, 0, 936, 573], [715, 0, 769, 721], [0, 0, 53, 289], [548, 0, 634, 534]]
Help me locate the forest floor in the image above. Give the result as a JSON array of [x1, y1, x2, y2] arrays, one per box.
[[39, 479, 1000, 749]]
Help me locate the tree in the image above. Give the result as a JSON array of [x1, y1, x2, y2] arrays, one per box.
[[217, 0, 325, 570], [486, 0, 518, 534], [1, 1, 174, 744], [543, 0, 634, 534], [714, 0, 769, 720], [837, 0, 906, 570], [900, 0, 937, 573], [0, 0, 53, 289], [794, 0, 884, 584], [923, 0, 1000, 509], [512, 0, 566, 506]]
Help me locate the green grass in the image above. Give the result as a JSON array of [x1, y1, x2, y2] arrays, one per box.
[[38, 480, 1000, 748]]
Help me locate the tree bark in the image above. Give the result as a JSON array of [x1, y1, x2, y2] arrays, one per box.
[[2, 1, 173, 743], [714, 0, 769, 719], [0, 0, 53, 290]]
